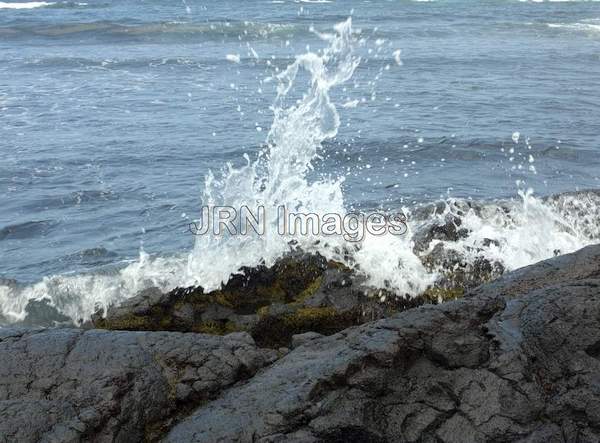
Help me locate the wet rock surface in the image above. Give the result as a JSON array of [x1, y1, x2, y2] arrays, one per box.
[[420, 242, 505, 296], [0, 328, 276, 442], [413, 212, 506, 297], [1, 244, 600, 442], [412, 214, 470, 254], [92, 252, 430, 348], [90, 212, 526, 344], [165, 244, 600, 442]]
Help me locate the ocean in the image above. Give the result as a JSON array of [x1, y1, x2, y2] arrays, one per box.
[[1, 0, 599, 326]]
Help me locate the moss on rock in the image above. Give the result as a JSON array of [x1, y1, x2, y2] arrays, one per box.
[[94, 252, 330, 335], [251, 306, 361, 348], [93, 250, 484, 348], [420, 286, 465, 304], [192, 320, 240, 335]]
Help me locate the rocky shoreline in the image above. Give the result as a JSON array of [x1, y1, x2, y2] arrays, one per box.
[[91, 252, 430, 349], [2, 243, 600, 441], [89, 214, 506, 349]]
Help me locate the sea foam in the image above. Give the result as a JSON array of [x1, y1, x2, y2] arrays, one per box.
[[0, 1, 54, 9]]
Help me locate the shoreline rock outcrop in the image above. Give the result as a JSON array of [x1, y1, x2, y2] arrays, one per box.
[[1, 244, 600, 442], [164, 244, 600, 442], [92, 252, 433, 348], [90, 214, 514, 346], [0, 328, 277, 442]]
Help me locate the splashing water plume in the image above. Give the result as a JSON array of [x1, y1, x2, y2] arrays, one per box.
[[186, 18, 360, 290]]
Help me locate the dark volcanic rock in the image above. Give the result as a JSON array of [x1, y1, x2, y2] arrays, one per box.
[[92, 252, 330, 335], [94, 253, 431, 348], [411, 212, 505, 297], [164, 244, 600, 442], [6, 245, 600, 442], [420, 243, 505, 296], [412, 214, 470, 254], [0, 328, 276, 442]]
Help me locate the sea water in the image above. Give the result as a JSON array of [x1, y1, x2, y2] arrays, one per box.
[[1, 0, 599, 325]]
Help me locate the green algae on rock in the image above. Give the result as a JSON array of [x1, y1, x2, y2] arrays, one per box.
[[93, 253, 330, 337], [93, 246, 505, 347]]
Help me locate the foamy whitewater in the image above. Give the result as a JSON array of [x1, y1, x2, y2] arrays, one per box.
[[0, 19, 600, 324], [0, 1, 87, 8], [0, 2, 53, 9]]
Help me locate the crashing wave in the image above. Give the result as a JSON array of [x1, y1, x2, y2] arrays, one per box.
[[0, 19, 598, 327]]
